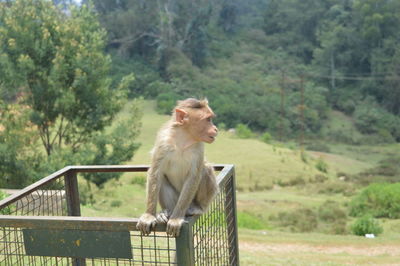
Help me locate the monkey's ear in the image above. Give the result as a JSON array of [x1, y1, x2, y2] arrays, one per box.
[[175, 108, 188, 125]]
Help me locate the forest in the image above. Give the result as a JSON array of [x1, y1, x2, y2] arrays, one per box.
[[1, 0, 400, 188], [93, 0, 400, 142]]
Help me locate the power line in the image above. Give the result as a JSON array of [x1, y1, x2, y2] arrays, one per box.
[[306, 72, 400, 81]]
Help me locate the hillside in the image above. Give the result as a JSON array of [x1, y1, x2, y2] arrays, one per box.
[[80, 100, 375, 220], [117, 101, 372, 190], [80, 100, 400, 265]]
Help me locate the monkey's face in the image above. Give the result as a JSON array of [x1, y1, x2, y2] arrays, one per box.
[[188, 108, 218, 144]]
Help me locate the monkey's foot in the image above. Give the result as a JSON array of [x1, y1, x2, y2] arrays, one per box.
[[167, 218, 185, 237], [186, 205, 204, 216], [156, 209, 170, 223]]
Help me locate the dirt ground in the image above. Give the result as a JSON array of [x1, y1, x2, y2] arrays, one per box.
[[240, 240, 400, 256]]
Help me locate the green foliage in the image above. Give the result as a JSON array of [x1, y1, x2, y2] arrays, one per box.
[[276, 176, 306, 187], [315, 157, 328, 173], [235, 124, 254, 139], [350, 183, 400, 218], [317, 180, 355, 196], [110, 56, 171, 98], [85, 0, 400, 145], [306, 142, 331, 153], [93, 0, 214, 68], [82, 100, 143, 188], [156, 92, 181, 115], [261, 132, 272, 144], [318, 200, 347, 223], [0, 102, 43, 188], [276, 208, 318, 232], [110, 200, 122, 208], [131, 176, 146, 187], [237, 212, 266, 230], [0, 190, 13, 215], [318, 200, 348, 234], [354, 99, 400, 142], [351, 215, 383, 236], [0, 0, 141, 188], [0, 0, 127, 156], [313, 174, 328, 183]]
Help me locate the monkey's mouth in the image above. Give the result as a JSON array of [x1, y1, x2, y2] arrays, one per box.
[[209, 136, 216, 141]]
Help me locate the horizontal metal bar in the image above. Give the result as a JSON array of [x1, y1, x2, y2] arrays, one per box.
[[68, 165, 150, 173], [67, 164, 227, 173], [0, 215, 168, 232], [0, 166, 71, 209]]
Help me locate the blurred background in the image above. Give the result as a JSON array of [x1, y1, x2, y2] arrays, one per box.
[[1, 0, 400, 264]]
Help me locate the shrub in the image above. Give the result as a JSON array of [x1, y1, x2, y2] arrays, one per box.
[[276, 208, 318, 232], [317, 180, 355, 195], [131, 176, 146, 187], [0, 191, 12, 215], [351, 215, 383, 236], [313, 174, 328, 183], [110, 200, 122, 208], [217, 122, 227, 131], [318, 200, 347, 223], [349, 183, 400, 218], [353, 98, 400, 141], [237, 212, 266, 229], [261, 132, 272, 143], [235, 124, 254, 139], [276, 176, 306, 187], [315, 157, 328, 173], [306, 142, 331, 153], [156, 92, 180, 114]]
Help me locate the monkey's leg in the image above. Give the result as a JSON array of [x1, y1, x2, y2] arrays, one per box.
[[186, 202, 204, 216], [194, 164, 218, 212], [157, 177, 179, 223]]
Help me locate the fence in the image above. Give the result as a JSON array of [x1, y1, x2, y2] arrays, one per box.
[[0, 165, 239, 265]]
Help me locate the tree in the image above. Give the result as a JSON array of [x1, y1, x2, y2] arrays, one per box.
[[263, 0, 327, 63], [0, 0, 141, 187], [92, 0, 214, 68], [0, 101, 43, 188], [0, 0, 125, 156]]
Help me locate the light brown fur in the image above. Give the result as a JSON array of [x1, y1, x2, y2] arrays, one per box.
[[136, 98, 218, 237]]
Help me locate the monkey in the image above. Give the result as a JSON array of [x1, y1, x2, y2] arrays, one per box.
[[136, 98, 219, 237]]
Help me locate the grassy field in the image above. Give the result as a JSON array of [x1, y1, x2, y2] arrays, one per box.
[[80, 100, 400, 265]]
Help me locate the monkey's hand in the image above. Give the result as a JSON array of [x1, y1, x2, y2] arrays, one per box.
[[166, 218, 185, 237], [136, 213, 157, 235]]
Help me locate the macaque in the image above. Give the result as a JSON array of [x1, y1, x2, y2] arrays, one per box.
[[136, 98, 219, 237]]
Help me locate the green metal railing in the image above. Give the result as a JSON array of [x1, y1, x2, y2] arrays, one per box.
[[0, 165, 239, 265]]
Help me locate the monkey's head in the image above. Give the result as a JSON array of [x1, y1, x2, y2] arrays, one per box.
[[173, 98, 218, 144]]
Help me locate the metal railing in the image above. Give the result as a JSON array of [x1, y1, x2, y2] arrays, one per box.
[[0, 165, 239, 265]]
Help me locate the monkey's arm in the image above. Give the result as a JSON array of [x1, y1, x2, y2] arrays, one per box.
[[136, 149, 165, 235], [167, 163, 202, 236]]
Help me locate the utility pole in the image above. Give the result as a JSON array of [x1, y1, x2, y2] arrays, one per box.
[[299, 74, 305, 157], [279, 70, 286, 141]]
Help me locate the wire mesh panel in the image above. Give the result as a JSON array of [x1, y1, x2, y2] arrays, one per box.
[[84, 231, 176, 265], [0, 165, 238, 266], [191, 167, 238, 266], [0, 175, 70, 265]]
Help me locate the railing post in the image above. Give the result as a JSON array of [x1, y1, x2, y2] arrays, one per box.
[[225, 169, 240, 266], [64, 170, 81, 216], [64, 170, 85, 266], [175, 222, 195, 266]]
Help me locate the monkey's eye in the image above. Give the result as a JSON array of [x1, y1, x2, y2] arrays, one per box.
[[206, 117, 212, 122]]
